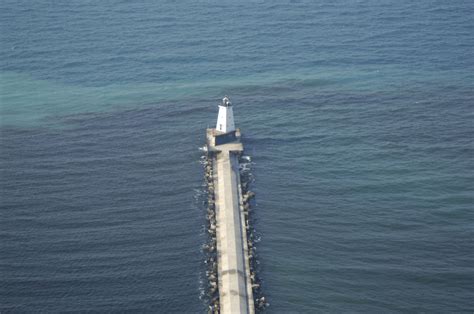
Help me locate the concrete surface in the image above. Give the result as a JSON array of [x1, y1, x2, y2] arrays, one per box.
[[208, 129, 254, 314]]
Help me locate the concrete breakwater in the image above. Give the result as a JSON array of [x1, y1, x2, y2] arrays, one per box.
[[202, 127, 266, 314]]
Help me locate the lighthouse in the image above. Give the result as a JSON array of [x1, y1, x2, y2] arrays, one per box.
[[209, 96, 240, 147], [216, 96, 235, 133]]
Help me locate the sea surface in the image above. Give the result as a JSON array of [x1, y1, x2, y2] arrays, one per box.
[[1, 0, 473, 312]]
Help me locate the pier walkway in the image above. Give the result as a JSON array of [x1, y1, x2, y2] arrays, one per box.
[[207, 129, 254, 314]]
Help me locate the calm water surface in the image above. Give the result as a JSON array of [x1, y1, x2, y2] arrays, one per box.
[[1, 0, 473, 312]]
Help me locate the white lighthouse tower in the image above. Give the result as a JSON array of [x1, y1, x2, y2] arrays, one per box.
[[216, 96, 235, 133]]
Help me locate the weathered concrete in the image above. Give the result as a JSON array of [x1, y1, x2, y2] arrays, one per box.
[[207, 128, 254, 314]]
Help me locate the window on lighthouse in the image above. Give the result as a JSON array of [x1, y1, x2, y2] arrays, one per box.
[[219, 124, 222, 131]]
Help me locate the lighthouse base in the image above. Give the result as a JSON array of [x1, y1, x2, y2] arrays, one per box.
[[207, 128, 242, 151]]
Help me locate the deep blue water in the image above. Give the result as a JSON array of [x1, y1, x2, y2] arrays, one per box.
[[1, 0, 473, 312]]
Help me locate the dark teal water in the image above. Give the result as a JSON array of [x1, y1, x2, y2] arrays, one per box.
[[1, 0, 473, 312]]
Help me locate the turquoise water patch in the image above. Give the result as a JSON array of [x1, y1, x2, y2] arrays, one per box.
[[0, 72, 212, 127], [3, 65, 467, 128]]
